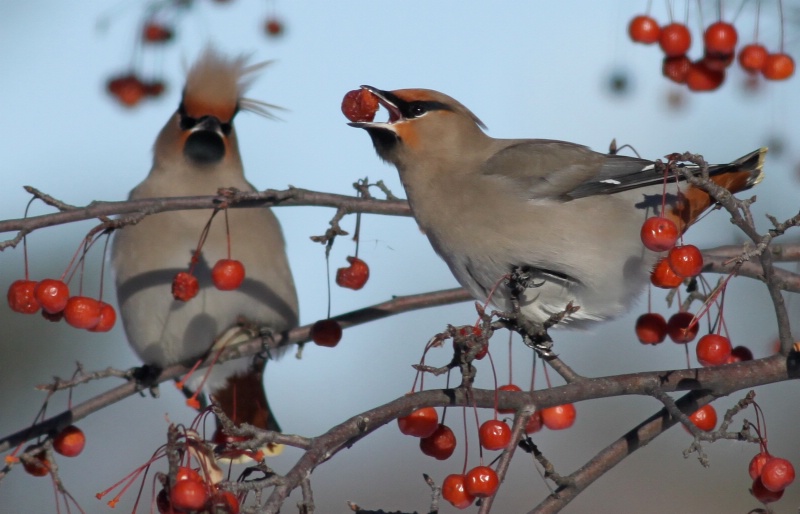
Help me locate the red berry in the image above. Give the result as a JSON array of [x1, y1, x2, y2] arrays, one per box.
[[142, 22, 174, 43], [441, 474, 475, 509], [41, 309, 64, 323], [668, 244, 704, 277], [659, 23, 692, 57], [176, 466, 204, 483], [651, 257, 683, 289], [310, 319, 342, 347], [703, 21, 738, 55], [525, 411, 544, 434], [696, 334, 732, 366], [701, 51, 734, 72], [172, 271, 199, 301], [728, 345, 754, 363], [760, 457, 795, 492], [666, 311, 699, 343], [264, 17, 284, 37], [640, 216, 679, 252], [7, 279, 40, 314], [156, 489, 171, 514], [662, 55, 692, 84], [635, 313, 668, 345], [464, 465, 500, 498], [686, 61, 725, 91], [170, 479, 208, 511], [106, 73, 147, 108], [628, 15, 660, 44], [335, 256, 370, 290], [211, 259, 246, 291], [63, 296, 101, 330], [211, 490, 240, 514], [762, 53, 795, 81], [751, 476, 784, 503], [750, 452, 772, 480], [21, 446, 49, 477], [479, 419, 512, 450], [738, 44, 768, 73], [33, 279, 70, 314], [88, 302, 117, 332], [341, 89, 380, 123], [540, 403, 577, 430], [397, 407, 439, 438], [419, 424, 456, 460], [53, 425, 86, 457], [688, 404, 717, 431], [144, 80, 166, 98], [497, 384, 522, 414]]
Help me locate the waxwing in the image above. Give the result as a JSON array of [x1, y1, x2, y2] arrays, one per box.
[[350, 86, 764, 328], [112, 47, 298, 445]]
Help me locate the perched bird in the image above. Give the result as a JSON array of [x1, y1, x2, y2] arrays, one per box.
[[350, 87, 765, 329], [112, 48, 298, 442]]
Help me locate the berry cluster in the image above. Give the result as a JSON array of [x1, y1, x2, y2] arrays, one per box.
[[628, 8, 795, 91], [746, 403, 796, 505], [105, 1, 287, 108], [15, 425, 86, 478], [8, 279, 116, 331], [395, 329, 578, 510], [98, 425, 247, 513], [7, 230, 117, 332], [171, 209, 246, 302]]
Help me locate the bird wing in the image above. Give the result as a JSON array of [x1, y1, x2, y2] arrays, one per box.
[[480, 139, 658, 200]]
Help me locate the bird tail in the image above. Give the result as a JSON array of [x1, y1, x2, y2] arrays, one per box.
[[211, 361, 284, 460], [670, 147, 766, 232], [706, 147, 766, 193]]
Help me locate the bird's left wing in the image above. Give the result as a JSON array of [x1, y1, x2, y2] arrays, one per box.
[[480, 139, 658, 200]]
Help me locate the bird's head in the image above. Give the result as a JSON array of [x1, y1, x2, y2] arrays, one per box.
[[152, 47, 279, 173], [349, 86, 487, 166]]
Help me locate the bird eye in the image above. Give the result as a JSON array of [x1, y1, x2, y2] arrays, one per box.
[[180, 114, 198, 131], [409, 103, 427, 117]]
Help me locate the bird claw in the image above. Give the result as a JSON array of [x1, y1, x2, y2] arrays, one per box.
[[130, 365, 162, 397]]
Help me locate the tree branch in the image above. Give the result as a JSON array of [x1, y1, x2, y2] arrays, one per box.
[[0, 187, 412, 249], [0, 287, 471, 454]]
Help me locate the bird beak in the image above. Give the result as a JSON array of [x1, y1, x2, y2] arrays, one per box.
[[347, 85, 404, 132], [191, 115, 227, 137]]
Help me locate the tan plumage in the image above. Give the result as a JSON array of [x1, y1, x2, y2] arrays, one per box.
[[112, 47, 298, 436], [351, 86, 765, 327]]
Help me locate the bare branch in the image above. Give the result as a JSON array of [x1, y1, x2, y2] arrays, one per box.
[[0, 187, 411, 249]]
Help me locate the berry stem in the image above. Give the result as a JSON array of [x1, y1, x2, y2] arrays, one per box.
[[487, 351, 499, 418], [96, 230, 112, 302], [461, 406, 469, 475], [777, 0, 785, 52], [224, 207, 232, 260], [683, 340, 691, 369], [190, 208, 221, 274], [542, 359, 552, 389], [696, 0, 705, 33], [324, 239, 333, 320], [752, 0, 761, 41], [440, 369, 452, 425], [507, 332, 513, 385]]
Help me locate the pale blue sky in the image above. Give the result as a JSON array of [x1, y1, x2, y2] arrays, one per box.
[[2, 1, 799, 512]]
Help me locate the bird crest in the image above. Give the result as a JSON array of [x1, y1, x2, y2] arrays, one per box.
[[182, 46, 281, 123]]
